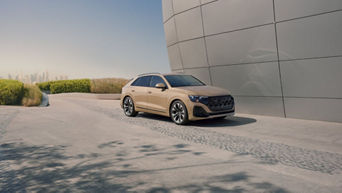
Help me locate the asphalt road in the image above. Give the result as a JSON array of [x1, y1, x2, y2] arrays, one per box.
[[1, 94, 342, 193]]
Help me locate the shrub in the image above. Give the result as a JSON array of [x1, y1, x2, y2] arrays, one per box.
[[50, 79, 91, 94], [22, 84, 43, 107], [0, 79, 24, 105], [38, 78, 127, 94], [37, 81, 55, 91], [90, 78, 129, 93]]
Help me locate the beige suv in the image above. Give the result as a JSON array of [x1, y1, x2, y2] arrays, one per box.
[[120, 73, 235, 125]]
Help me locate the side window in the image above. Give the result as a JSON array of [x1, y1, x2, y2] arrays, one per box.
[[150, 76, 167, 88], [131, 76, 151, 87], [131, 77, 143, 86]]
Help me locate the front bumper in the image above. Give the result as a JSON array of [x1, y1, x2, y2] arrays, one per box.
[[188, 102, 235, 120], [187, 95, 235, 120], [193, 105, 234, 117]]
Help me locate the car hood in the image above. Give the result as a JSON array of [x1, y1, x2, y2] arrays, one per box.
[[175, 85, 230, 96]]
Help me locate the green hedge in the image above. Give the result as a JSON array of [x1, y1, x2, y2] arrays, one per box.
[[38, 78, 128, 94], [50, 79, 91, 94], [0, 79, 24, 105], [37, 81, 54, 91]]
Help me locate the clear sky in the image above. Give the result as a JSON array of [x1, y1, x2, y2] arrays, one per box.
[[0, 0, 170, 79]]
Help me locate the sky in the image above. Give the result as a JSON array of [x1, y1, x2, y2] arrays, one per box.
[[0, 0, 170, 79]]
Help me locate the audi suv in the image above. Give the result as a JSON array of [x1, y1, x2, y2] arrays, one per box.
[[120, 73, 235, 125]]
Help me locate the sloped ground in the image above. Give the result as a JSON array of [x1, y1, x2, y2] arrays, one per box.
[[0, 94, 341, 192]]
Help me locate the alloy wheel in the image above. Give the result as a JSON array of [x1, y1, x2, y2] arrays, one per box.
[[123, 97, 134, 116], [171, 101, 187, 124]]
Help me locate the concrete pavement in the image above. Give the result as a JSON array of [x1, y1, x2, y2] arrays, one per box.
[[0, 94, 341, 192]]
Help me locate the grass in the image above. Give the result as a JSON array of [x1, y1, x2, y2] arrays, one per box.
[[90, 78, 129, 94], [21, 84, 43, 107]]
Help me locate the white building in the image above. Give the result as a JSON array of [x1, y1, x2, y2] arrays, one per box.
[[162, 0, 342, 123]]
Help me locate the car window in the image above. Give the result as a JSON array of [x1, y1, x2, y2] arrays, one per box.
[[164, 75, 205, 87], [131, 76, 152, 87], [150, 76, 167, 88], [131, 77, 142, 86]]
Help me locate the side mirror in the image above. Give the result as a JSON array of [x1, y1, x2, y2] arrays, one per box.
[[155, 83, 166, 89]]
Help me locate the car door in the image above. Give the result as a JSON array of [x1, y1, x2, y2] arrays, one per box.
[[146, 75, 169, 113], [130, 76, 151, 108]]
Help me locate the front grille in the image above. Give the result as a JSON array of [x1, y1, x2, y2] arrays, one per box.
[[207, 95, 234, 112]]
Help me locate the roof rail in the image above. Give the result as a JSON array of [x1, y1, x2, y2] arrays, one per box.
[[138, 72, 161, 76]]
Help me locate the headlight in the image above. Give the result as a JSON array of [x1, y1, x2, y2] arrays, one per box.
[[188, 95, 209, 105]]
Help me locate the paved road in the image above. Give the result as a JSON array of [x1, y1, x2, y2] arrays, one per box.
[[0, 94, 342, 192]]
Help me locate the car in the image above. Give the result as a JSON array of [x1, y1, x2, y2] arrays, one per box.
[[120, 73, 235, 125]]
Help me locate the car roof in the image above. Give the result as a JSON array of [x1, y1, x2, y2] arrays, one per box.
[[137, 72, 185, 77]]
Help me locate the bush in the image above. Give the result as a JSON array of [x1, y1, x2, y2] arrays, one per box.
[[90, 78, 129, 93], [22, 84, 43, 107], [0, 79, 24, 105], [50, 79, 91, 94], [37, 81, 55, 91], [38, 78, 128, 94]]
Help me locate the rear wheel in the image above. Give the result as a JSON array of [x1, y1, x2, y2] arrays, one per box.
[[123, 96, 138, 117], [170, 100, 189, 125]]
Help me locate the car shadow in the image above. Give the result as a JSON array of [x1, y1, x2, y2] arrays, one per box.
[[190, 116, 257, 127], [137, 113, 173, 123], [138, 113, 256, 127]]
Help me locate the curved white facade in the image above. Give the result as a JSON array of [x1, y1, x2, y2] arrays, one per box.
[[162, 0, 342, 122]]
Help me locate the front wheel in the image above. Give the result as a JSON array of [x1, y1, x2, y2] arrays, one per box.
[[123, 96, 138, 117], [170, 100, 189, 125]]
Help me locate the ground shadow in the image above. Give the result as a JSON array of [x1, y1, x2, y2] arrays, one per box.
[[0, 142, 288, 193], [138, 113, 256, 127], [0, 142, 137, 192], [146, 171, 289, 193]]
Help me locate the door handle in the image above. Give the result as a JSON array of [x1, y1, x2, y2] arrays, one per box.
[[148, 91, 152, 94]]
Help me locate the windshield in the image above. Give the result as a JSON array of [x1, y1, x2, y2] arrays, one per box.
[[164, 75, 206, 87]]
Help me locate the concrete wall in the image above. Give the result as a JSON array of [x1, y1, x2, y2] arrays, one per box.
[[162, 0, 342, 123]]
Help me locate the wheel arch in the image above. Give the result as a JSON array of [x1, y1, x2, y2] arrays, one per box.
[[121, 94, 133, 108]]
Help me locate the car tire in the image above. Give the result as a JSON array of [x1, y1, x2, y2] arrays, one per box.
[[123, 96, 138, 117], [170, 100, 189, 125]]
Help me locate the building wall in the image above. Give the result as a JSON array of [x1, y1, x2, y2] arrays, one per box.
[[162, 0, 342, 123]]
